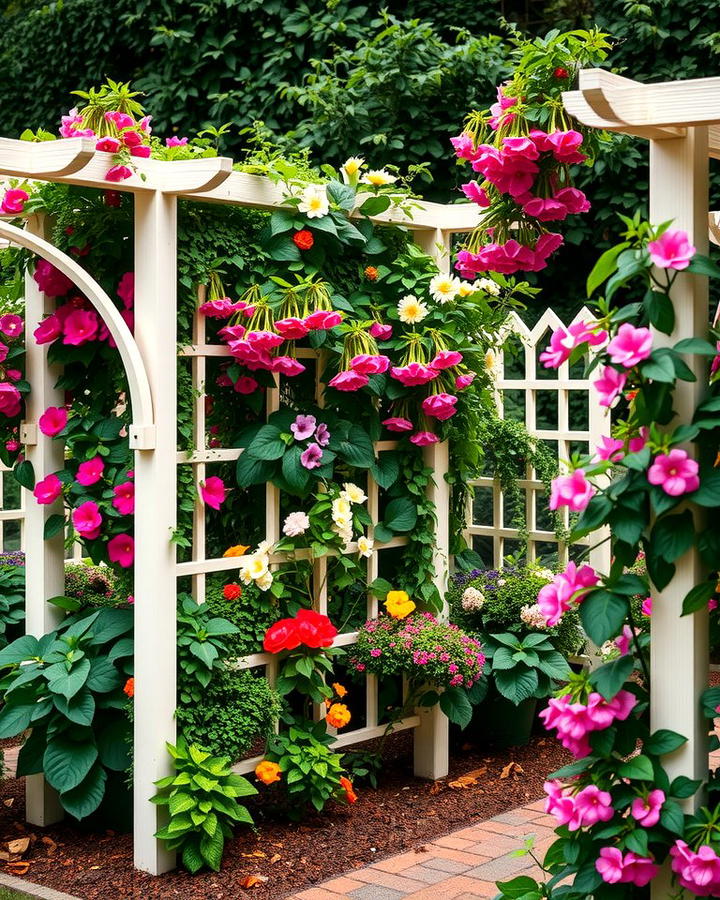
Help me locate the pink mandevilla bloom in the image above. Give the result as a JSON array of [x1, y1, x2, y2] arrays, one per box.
[[537, 562, 599, 626], [274, 317, 309, 340], [166, 136, 189, 147], [0, 384, 21, 417], [390, 363, 438, 386], [234, 376, 259, 395], [422, 393, 458, 421], [200, 476, 226, 510], [382, 417, 414, 433], [300, 442, 323, 470], [33, 260, 73, 297], [76, 456, 104, 486], [594, 436, 624, 462], [455, 373, 476, 390], [271, 356, 305, 377], [33, 474, 63, 505], [95, 136, 121, 153], [290, 415, 317, 441], [549, 468, 594, 512], [105, 165, 133, 183], [410, 431, 439, 446], [647, 229, 696, 270], [607, 323, 653, 368], [63, 309, 99, 345], [642, 596, 653, 616], [112, 481, 135, 515], [328, 370, 369, 391], [461, 181, 490, 207], [350, 354, 390, 375], [0, 314, 23, 337], [430, 350, 463, 370], [1, 189, 29, 215], [539, 321, 607, 369], [647, 448, 700, 496], [108, 534, 135, 568], [572, 784, 614, 829], [593, 366, 627, 408], [72, 501, 102, 539], [304, 310, 342, 330], [369, 322, 393, 340], [38, 406, 68, 437], [34, 315, 62, 345], [614, 624, 633, 656], [631, 790, 665, 828]]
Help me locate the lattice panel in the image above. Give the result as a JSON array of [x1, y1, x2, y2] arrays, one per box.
[[467, 307, 608, 569], [0, 463, 23, 553]]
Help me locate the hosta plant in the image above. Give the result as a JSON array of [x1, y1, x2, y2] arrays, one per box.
[[483, 631, 571, 704], [153, 738, 257, 873]]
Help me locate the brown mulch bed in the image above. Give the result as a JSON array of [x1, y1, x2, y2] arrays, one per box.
[[0, 730, 570, 900]]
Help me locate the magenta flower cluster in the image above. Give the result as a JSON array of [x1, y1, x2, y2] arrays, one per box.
[[539, 689, 637, 758]]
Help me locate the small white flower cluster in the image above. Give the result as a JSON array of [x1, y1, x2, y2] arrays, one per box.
[[520, 603, 548, 629], [297, 183, 329, 219], [397, 275, 502, 323], [238, 540, 273, 591], [461, 586, 485, 611], [332, 483, 374, 557]]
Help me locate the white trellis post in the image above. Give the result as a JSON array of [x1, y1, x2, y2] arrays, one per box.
[[132, 191, 178, 875], [21, 214, 65, 826]]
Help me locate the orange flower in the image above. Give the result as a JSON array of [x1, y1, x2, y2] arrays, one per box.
[[340, 775, 358, 804], [224, 544, 250, 558], [255, 760, 281, 785], [123, 677, 134, 698], [332, 682, 347, 698], [223, 582, 243, 601], [364, 266, 379, 281], [326, 703, 351, 729]]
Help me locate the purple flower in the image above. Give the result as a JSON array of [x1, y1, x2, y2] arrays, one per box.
[[300, 442, 323, 469], [315, 423, 330, 446], [291, 414, 317, 441]]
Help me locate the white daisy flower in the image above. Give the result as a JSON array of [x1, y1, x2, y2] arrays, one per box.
[[361, 169, 397, 187], [341, 156, 365, 184], [357, 535, 374, 558], [475, 277, 500, 296], [298, 184, 329, 219], [397, 294, 429, 325], [457, 280, 476, 298], [429, 273, 461, 304]]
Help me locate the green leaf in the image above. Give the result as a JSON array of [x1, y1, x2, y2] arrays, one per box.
[[496, 875, 542, 898], [182, 840, 205, 874], [235, 452, 275, 489], [54, 689, 95, 726], [650, 510, 695, 563], [688, 253, 720, 278], [645, 289, 675, 334], [494, 667, 539, 704], [625, 828, 649, 856], [46, 657, 91, 700], [335, 425, 375, 468], [14, 460, 35, 490], [0, 634, 40, 666], [0, 703, 36, 739], [43, 514, 65, 540], [246, 425, 286, 461], [269, 209, 296, 236], [675, 337, 719, 356], [281, 444, 311, 494], [44, 735, 98, 792], [370, 451, 400, 490], [617, 754, 653, 781], [359, 195, 392, 216], [640, 350, 676, 383], [586, 242, 630, 295], [670, 775, 702, 799], [60, 762, 107, 819], [97, 718, 132, 771], [327, 180, 356, 211], [200, 826, 224, 872], [690, 468, 720, 507], [681, 580, 716, 616], [382, 497, 417, 533], [644, 729, 687, 756], [660, 799, 686, 835], [589, 655, 634, 700], [169, 792, 196, 815], [579, 590, 628, 645], [439, 687, 473, 729]]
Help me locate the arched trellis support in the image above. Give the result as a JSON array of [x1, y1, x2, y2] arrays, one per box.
[[0, 218, 155, 447], [563, 70, 717, 899]]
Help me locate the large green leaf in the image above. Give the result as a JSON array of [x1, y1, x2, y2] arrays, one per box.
[[586, 241, 630, 296], [246, 425, 287, 461], [589, 655, 634, 701], [199, 826, 224, 872], [382, 497, 417, 533], [370, 451, 400, 490], [579, 590, 628, 645], [281, 444, 312, 494], [0, 703, 37, 739], [60, 762, 107, 820], [494, 667, 539, 704], [336, 425, 375, 468], [650, 510, 695, 563], [97, 718, 132, 771], [439, 687, 473, 729], [644, 729, 687, 756], [690, 469, 720, 507], [54, 688, 96, 726], [14, 459, 35, 490], [45, 657, 91, 700], [0, 634, 40, 667], [235, 452, 275, 489], [86, 657, 121, 693], [617, 754, 654, 781], [44, 735, 98, 792]]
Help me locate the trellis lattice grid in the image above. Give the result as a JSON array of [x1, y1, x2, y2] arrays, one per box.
[[467, 307, 611, 574]]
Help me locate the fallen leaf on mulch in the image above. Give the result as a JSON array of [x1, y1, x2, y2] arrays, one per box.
[[500, 762, 525, 780], [6, 861, 29, 875], [3, 798, 13, 808], [241, 874, 268, 889], [7, 837, 30, 855], [241, 850, 266, 859], [449, 766, 488, 789], [41, 836, 57, 855], [429, 781, 443, 795], [269, 854, 281, 865]]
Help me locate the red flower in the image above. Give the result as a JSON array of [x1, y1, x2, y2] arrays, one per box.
[[554, 67, 570, 79], [263, 618, 301, 653], [364, 266, 379, 281], [223, 583, 242, 601], [293, 229, 314, 250], [295, 608, 337, 648]]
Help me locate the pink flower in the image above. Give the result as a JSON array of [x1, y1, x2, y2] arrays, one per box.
[[671, 841, 720, 894], [274, 317, 309, 340], [200, 476, 226, 510], [139, 116, 153, 134], [594, 436, 624, 462], [537, 562, 599, 627], [95, 136, 121, 153], [33, 315, 62, 344], [0, 189, 29, 215], [642, 596, 652, 616], [628, 427, 649, 453], [300, 442, 323, 469], [62, 309, 99, 345], [0, 343, 7, 363], [38, 406, 68, 436], [105, 165, 132, 183], [350, 354, 390, 375], [33, 474, 63, 505], [112, 481, 135, 515], [554, 187, 591, 214], [234, 376, 259, 394], [132, 142, 151, 157], [647, 448, 700, 496], [0, 383, 21, 417], [631, 790, 665, 828], [291, 415, 317, 441], [547, 130, 586, 164], [430, 350, 463, 370], [461, 181, 490, 206], [502, 136, 540, 161], [108, 533, 134, 567], [539, 321, 607, 369], [5, 440, 19, 452], [117, 272, 134, 309], [166, 136, 189, 147], [615, 624, 633, 656], [33, 260, 73, 297], [522, 196, 568, 221], [199, 298, 235, 318], [5, 370, 20, 382], [0, 314, 23, 338], [72, 501, 102, 539], [390, 363, 438, 386], [304, 310, 342, 330], [246, 330, 284, 351], [410, 431, 439, 446], [422, 393, 458, 421], [607, 323, 653, 368], [271, 356, 305, 376], [328, 370, 369, 391], [621, 853, 660, 887], [105, 111, 135, 130], [595, 848, 628, 885], [59, 112, 94, 139], [369, 322, 392, 340], [593, 366, 627, 408], [455, 373, 475, 390], [315, 423, 330, 446], [573, 784, 614, 828], [76, 456, 104, 486], [549, 469, 594, 511], [382, 417, 414, 432], [648, 229, 696, 270], [450, 133, 479, 161]]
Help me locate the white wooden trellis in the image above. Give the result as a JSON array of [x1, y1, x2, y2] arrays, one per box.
[[0, 138, 481, 875], [466, 306, 610, 576]]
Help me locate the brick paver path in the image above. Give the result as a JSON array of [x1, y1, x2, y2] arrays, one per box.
[[288, 798, 555, 900]]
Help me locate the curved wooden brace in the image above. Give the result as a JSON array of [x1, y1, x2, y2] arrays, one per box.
[[709, 212, 720, 248], [0, 220, 156, 448], [0, 137, 97, 177]]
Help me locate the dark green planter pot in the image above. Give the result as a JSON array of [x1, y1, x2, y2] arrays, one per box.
[[469, 692, 538, 749]]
